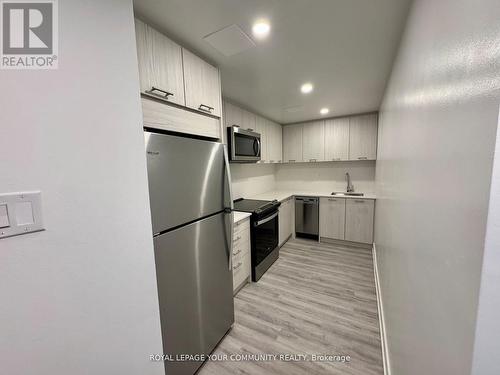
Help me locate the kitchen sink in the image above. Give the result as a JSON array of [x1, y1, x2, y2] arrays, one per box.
[[331, 192, 364, 196]]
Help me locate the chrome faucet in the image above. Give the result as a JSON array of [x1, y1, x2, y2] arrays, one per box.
[[346, 172, 354, 192]]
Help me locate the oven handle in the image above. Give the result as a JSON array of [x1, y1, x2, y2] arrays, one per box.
[[255, 211, 278, 226]]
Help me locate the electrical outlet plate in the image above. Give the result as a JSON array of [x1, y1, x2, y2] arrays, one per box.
[[0, 191, 44, 239]]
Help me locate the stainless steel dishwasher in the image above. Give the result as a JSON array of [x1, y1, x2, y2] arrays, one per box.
[[295, 196, 319, 239]]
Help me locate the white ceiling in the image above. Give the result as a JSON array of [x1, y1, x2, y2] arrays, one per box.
[[133, 0, 412, 124]]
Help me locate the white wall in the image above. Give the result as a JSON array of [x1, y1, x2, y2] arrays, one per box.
[[230, 164, 276, 199], [471, 107, 500, 375], [275, 161, 376, 193], [374, 0, 500, 374], [0, 1, 164, 375]]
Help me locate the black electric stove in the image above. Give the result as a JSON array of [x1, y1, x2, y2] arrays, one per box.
[[233, 198, 281, 281]]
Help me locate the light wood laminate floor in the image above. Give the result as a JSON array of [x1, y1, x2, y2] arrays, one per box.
[[199, 238, 383, 375]]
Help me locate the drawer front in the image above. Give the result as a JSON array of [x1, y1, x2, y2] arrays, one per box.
[[232, 231, 250, 260], [233, 218, 250, 236], [232, 253, 250, 291]]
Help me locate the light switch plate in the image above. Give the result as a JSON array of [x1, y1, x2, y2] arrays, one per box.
[[0, 191, 44, 239]]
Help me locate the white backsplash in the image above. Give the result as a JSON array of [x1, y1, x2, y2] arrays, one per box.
[[275, 161, 376, 193], [230, 161, 376, 198], [230, 163, 276, 199]]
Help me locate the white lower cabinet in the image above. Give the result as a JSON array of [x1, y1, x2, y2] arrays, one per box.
[[344, 199, 375, 244], [279, 197, 294, 246], [319, 197, 346, 240], [232, 218, 251, 294], [320, 197, 375, 244]]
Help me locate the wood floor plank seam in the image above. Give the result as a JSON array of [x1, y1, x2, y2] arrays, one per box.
[[198, 238, 384, 375]]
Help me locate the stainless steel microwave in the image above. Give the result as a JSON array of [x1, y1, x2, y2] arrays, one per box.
[[228, 126, 261, 162]]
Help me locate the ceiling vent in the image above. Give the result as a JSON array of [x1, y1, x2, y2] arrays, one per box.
[[203, 24, 255, 57]]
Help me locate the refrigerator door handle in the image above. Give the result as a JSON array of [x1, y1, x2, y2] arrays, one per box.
[[223, 145, 234, 211], [223, 145, 234, 270], [224, 210, 234, 271]]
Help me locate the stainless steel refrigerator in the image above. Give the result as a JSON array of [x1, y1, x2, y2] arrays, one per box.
[[144, 131, 234, 375]]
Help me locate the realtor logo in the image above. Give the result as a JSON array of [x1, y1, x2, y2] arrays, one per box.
[[1, 0, 58, 69]]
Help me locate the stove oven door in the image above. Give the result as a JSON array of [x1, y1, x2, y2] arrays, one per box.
[[252, 210, 279, 281]]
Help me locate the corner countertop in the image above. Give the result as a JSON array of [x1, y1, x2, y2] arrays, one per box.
[[233, 211, 252, 223], [248, 190, 376, 202]]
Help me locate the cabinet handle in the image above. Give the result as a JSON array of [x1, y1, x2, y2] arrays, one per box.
[[233, 262, 242, 270], [357, 156, 368, 160], [247, 128, 254, 131], [269, 160, 275, 163], [354, 200, 365, 203], [328, 198, 337, 201], [233, 249, 242, 256], [199, 104, 214, 113], [309, 158, 317, 162], [147, 86, 173, 98], [288, 159, 296, 163]]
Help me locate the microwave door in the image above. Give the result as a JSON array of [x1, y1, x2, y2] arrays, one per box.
[[230, 127, 261, 162]]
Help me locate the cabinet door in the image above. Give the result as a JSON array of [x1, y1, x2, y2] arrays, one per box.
[[283, 124, 303, 162], [287, 198, 294, 239], [135, 19, 185, 106], [255, 116, 267, 162], [224, 100, 242, 128], [183, 48, 222, 117], [345, 199, 375, 244], [279, 203, 286, 246], [279, 198, 293, 246], [267, 120, 277, 163], [324, 118, 349, 161], [271, 121, 283, 163], [349, 114, 378, 160], [302, 121, 325, 162], [241, 109, 256, 131], [319, 197, 346, 240]]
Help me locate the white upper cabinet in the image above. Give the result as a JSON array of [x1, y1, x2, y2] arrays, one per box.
[[241, 109, 256, 131], [273, 121, 283, 163], [135, 19, 185, 106], [254, 116, 268, 162], [267, 120, 283, 163], [283, 124, 303, 162], [223, 100, 282, 163], [224, 101, 242, 128], [348, 114, 378, 160], [182, 48, 222, 117], [302, 121, 325, 162], [324, 118, 349, 161]]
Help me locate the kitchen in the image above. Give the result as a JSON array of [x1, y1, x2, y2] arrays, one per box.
[[1, 1, 499, 375]]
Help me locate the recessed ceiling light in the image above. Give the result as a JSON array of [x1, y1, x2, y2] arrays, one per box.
[[252, 20, 270, 39], [320, 108, 329, 115], [300, 82, 313, 94]]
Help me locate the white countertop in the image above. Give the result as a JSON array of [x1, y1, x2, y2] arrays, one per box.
[[233, 211, 252, 223], [248, 190, 376, 202]]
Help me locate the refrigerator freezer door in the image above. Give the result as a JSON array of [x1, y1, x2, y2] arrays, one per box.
[[154, 212, 234, 375], [145, 132, 230, 233]]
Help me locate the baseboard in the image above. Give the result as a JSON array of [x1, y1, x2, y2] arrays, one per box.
[[372, 243, 391, 375], [320, 237, 372, 249]]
